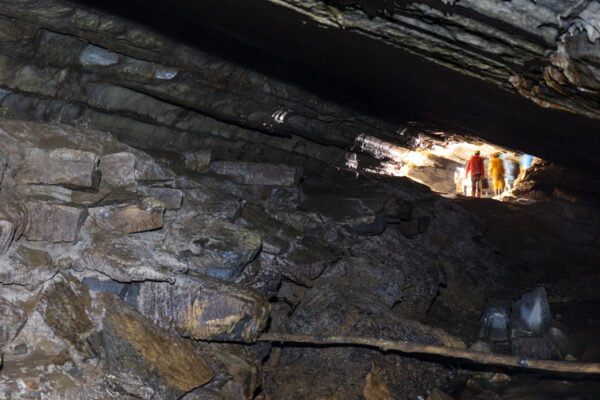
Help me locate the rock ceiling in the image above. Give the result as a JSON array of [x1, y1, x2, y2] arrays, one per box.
[[1, 0, 599, 170], [80, 0, 600, 170]]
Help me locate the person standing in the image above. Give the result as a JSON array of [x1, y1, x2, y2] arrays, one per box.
[[488, 152, 506, 196], [465, 150, 485, 198]]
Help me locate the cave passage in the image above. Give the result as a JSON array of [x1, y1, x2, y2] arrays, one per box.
[[0, 1, 599, 399]]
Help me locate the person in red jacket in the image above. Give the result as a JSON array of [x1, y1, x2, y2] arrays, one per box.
[[465, 150, 485, 197]]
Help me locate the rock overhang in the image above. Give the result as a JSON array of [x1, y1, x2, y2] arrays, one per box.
[[69, 0, 600, 172]]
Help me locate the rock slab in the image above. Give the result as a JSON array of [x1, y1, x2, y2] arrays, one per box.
[[210, 161, 301, 186], [17, 147, 100, 189], [23, 199, 87, 242], [89, 194, 165, 233], [133, 274, 270, 342]]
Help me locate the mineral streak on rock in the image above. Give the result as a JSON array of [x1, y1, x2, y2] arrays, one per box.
[[96, 293, 214, 395], [134, 274, 270, 342], [88, 194, 165, 233]]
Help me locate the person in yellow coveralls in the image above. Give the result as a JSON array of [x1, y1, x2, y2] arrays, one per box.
[[488, 152, 505, 196]]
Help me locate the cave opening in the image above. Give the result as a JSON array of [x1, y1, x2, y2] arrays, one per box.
[[0, 0, 599, 399]]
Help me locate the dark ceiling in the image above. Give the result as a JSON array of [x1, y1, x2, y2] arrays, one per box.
[[76, 0, 600, 172]]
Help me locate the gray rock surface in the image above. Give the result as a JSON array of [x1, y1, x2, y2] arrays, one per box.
[[99, 152, 136, 187], [210, 161, 301, 186], [0, 243, 58, 289], [164, 218, 262, 280], [0, 298, 27, 346]]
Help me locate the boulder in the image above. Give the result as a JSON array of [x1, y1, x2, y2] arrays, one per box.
[[235, 252, 282, 298], [131, 274, 270, 342], [180, 342, 262, 400], [36, 275, 214, 400], [87, 293, 214, 400], [16, 147, 100, 189], [210, 161, 301, 186], [510, 287, 552, 338], [183, 185, 245, 220], [469, 341, 492, 353], [0, 298, 27, 346], [88, 191, 165, 233], [99, 152, 136, 187], [165, 218, 261, 281], [23, 199, 87, 242], [342, 214, 387, 236], [479, 305, 509, 342]]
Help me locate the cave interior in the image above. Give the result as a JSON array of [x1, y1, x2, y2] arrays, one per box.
[[0, 0, 599, 399]]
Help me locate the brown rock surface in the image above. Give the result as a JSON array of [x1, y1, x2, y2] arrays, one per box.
[[88, 192, 165, 233], [23, 199, 87, 242], [16, 147, 100, 189]]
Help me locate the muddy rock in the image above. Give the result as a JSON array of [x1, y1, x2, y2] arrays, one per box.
[[211, 161, 301, 186], [88, 191, 165, 233], [99, 152, 136, 187], [37, 273, 95, 355], [266, 283, 464, 399], [182, 184, 245, 220], [181, 342, 262, 400], [276, 236, 342, 285], [165, 218, 262, 280], [87, 292, 214, 400], [132, 274, 270, 342], [240, 203, 301, 255], [0, 243, 57, 289], [235, 252, 282, 298], [16, 147, 100, 189], [0, 298, 27, 346], [23, 199, 87, 242]]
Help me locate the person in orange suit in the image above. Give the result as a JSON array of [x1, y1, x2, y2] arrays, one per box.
[[465, 150, 485, 197], [488, 152, 506, 196]]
